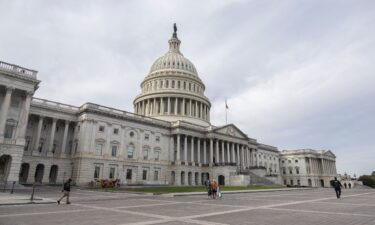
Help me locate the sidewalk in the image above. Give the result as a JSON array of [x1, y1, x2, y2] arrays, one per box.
[[0, 192, 55, 206]]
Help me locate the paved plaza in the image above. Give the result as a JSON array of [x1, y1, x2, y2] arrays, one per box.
[[0, 187, 374, 225]]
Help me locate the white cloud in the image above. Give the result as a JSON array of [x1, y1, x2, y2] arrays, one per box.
[[1, 0, 374, 175]]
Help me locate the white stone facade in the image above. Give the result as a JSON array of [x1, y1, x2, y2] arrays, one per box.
[[0, 27, 338, 187], [279, 149, 337, 187]]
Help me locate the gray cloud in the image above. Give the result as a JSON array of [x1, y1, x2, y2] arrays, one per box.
[[1, 0, 374, 176]]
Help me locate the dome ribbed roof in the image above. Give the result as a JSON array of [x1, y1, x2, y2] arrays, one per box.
[[149, 30, 198, 76], [149, 53, 197, 75]]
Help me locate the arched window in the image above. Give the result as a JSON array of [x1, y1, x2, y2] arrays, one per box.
[[127, 143, 135, 159]]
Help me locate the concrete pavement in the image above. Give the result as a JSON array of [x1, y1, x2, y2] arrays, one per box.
[[0, 186, 374, 225]]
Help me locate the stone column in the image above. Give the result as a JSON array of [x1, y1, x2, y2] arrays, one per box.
[[226, 142, 230, 163], [48, 118, 57, 155], [189, 99, 192, 116], [16, 91, 33, 141], [236, 144, 240, 166], [146, 99, 150, 116], [210, 139, 213, 165], [176, 134, 180, 161], [195, 101, 199, 118], [33, 116, 44, 153], [197, 138, 201, 164], [0, 86, 14, 140], [241, 145, 245, 169], [184, 135, 187, 163], [190, 136, 194, 163], [61, 120, 70, 156], [221, 141, 225, 163], [215, 139, 220, 163], [167, 97, 171, 115], [203, 139, 207, 164], [231, 143, 235, 164], [175, 97, 178, 115], [200, 102, 203, 119], [207, 107, 210, 121], [182, 98, 185, 116], [246, 147, 250, 168], [160, 98, 164, 115]]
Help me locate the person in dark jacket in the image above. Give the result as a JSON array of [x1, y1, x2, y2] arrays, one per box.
[[331, 177, 343, 198], [57, 178, 72, 204], [205, 179, 211, 199]]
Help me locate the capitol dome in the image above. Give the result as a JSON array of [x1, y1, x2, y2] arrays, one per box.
[[133, 24, 211, 126]]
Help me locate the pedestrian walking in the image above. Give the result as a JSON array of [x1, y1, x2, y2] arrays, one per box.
[[210, 179, 218, 200], [330, 177, 343, 199], [57, 178, 72, 204], [217, 185, 222, 200], [205, 178, 211, 200]]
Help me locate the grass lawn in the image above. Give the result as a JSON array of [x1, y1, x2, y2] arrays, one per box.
[[88, 185, 284, 194]]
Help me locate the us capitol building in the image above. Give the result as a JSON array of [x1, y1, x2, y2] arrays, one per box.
[[0, 26, 338, 187]]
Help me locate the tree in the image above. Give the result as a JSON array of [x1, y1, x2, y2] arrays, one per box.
[[358, 174, 375, 188]]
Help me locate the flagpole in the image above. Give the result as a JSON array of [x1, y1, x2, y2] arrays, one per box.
[[225, 99, 228, 125]]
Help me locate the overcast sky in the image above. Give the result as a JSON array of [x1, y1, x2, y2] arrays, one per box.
[[1, 0, 374, 176]]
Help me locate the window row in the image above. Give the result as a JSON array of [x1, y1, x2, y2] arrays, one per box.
[[97, 126, 160, 142], [93, 166, 160, 181], [95, 143, 161, 160], [142, 79, 203, 94]]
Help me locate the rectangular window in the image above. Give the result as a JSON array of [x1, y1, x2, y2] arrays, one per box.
[[296, 168, 300, 174], [113, 128, 119, 134], [282, 168, 286, 174], [99, 126, 105, 132], [109, 167, 115, 179], [289, 169, 293, 174], [111, 145, 117, 157], [142, 170, 147, 180], [290, 180, 294, 186], [126, 169, 132, 180], [284, 179, 287, 185], [52, 143, 57, 154], [24, 139, 30, 151], [4, 125, 13, 139], [94, 166, 100, 179], [96, 143, 103, 156], [38, 141, 44, 152], [155, 151, 160, 161], [154, 171, 159, 181], [145, 134, 149, 140], [143, 150, 148, 160], [297, 180, 301, 186]]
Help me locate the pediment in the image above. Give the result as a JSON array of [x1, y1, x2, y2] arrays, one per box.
[[323, 150, 336, 158], [212, 124, 248, 138]]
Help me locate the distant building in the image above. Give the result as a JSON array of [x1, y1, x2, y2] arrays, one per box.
[[0, 26, 338, 187], [279, 149, 337, 187]]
